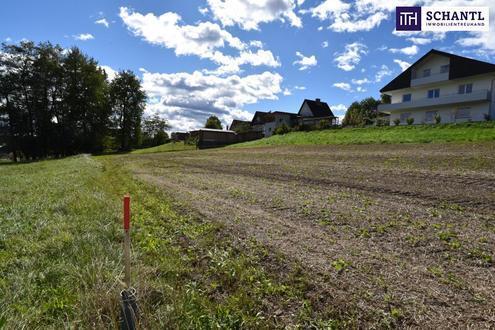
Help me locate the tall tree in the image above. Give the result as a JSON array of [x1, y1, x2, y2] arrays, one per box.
[[342, 97, 380, 127], [141, 114, 170, 147], [204, 115, 222, 129], [110, 71, 146, 151]]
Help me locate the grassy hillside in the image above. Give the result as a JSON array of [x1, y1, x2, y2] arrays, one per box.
[[231, 122, 495, 147], [131, 142, 195, 154]]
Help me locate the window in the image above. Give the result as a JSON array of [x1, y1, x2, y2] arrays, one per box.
[[466, 83, 473, 93], [427, 89, 440, 98], [455, 108, 471, 120], [279, 118, 283, 123], [402, 94, 412, 102], [425, 111, 437, 122], [423, 69, 431, 77], [458, 84, 472, 94], [400, 113, 411, 122], [440, 64, 449, 73]]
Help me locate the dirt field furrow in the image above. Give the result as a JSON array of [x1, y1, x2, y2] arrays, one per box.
[[124, 142, 495, 328]]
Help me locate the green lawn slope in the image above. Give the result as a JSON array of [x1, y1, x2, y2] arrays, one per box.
[[231, 122, 495, 147], [131, 142, 195, 154]]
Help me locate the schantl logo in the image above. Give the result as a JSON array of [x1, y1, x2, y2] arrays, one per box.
[[396, 7, 422, 31], [396, 6, 489, 32]]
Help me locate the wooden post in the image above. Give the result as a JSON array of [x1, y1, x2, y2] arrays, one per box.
[[123, 195, 131, 288]]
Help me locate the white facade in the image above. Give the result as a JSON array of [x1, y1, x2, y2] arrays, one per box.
[[379, 53, 495, 125]]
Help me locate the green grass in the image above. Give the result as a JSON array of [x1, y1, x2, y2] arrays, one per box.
[[0, 155, 331, 328], [231, 122, 495, 147], [131, 142, 195, 154]]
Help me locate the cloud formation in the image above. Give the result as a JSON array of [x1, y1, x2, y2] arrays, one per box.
[[74, 33, 94, 41], [206, 0, 302, 30], [334, 42, 367, 71], [141, 70, 283, 131], [293, 51, 317, 70], [120, 7, 280, 74]]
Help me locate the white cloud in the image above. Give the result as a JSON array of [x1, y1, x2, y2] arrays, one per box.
[[206, 0, 302, 31], [303, 0, 391, 32], [334, 42, 367, 71], [407, 37, 431, 45], [374, 64, 393, 82], [142, 70, 283, 131], [393, 59, 410, 72], [119, 7, 280, 74], [283, 88, 292, 96], [330, 103, 347, 114], [333, 82, 353, 92], [388, 45, 419, 56], [100, 65, 118, 81], [293, 51, 317, 70], [351, 78, 371, 85], [294, 85, 306, 90], [95, 18, 109, 28], [321, 41, 329, 48], [356, 86, 367, 92], [249, 40, 263, 48], [74, 33, 94, 41], [198, 7, 209, 15], [331, 103, 347, 123]]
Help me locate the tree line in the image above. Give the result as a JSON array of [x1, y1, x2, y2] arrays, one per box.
[[0, 41, 169, 161]]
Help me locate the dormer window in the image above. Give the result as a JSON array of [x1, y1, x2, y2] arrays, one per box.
[[423, 69, 431, 77], [440, 64, 449, 73]]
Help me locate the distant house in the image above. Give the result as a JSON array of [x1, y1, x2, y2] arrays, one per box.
[[171, 132, 189, 142], [251, 111, 298, 137], [228, 119, 251, 132], [378, 49, 495, 125], [189, 128, 237, 148], [189, 128, 262, 148], [298, 99, 338, 126]]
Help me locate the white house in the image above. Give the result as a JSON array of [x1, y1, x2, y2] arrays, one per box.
[[378, 49, 495, 125], [251, 111, 298, 137]]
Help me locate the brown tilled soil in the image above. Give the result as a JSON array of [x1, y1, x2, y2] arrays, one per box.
[[123, 142, 495, 328]]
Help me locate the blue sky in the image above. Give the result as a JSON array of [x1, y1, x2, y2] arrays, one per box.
[[1, 0, 494, 131]]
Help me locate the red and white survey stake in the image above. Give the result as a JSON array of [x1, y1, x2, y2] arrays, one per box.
[[123, 195, 131, 288]]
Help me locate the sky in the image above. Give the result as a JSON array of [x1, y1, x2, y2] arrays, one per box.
[[1, 0, 494, 131]]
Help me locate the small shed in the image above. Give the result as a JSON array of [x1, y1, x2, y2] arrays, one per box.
[[189, 128, 238, 149]]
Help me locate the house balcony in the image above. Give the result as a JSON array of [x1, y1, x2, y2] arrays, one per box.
[[410, 71, 449, 87], [378, 89, 491, 113]]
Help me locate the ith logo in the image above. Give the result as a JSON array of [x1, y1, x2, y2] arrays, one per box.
[[396, 7, 422, 31]]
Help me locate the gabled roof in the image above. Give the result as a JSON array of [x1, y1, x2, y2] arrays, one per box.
[[251, 111, 274, 124], [298, 99, 335, 118], [380, 49, 495, 93]]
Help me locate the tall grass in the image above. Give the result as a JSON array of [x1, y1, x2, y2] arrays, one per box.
[[0, 154, 330, 328], [231, 122, 495, 147]]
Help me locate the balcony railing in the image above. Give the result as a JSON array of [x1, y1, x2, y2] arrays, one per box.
[[378, 89, 491, 112], [410, 71, 449, 87]]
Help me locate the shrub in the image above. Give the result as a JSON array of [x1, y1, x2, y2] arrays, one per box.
[[317, 119, 331, 130], [406, 117, 414, 125], [484, 113, 491, 121], [435, 114, 441, 124], [273, 124, 290, 135], [376, 118, 390, 126], [393, 118, 401, 126]]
